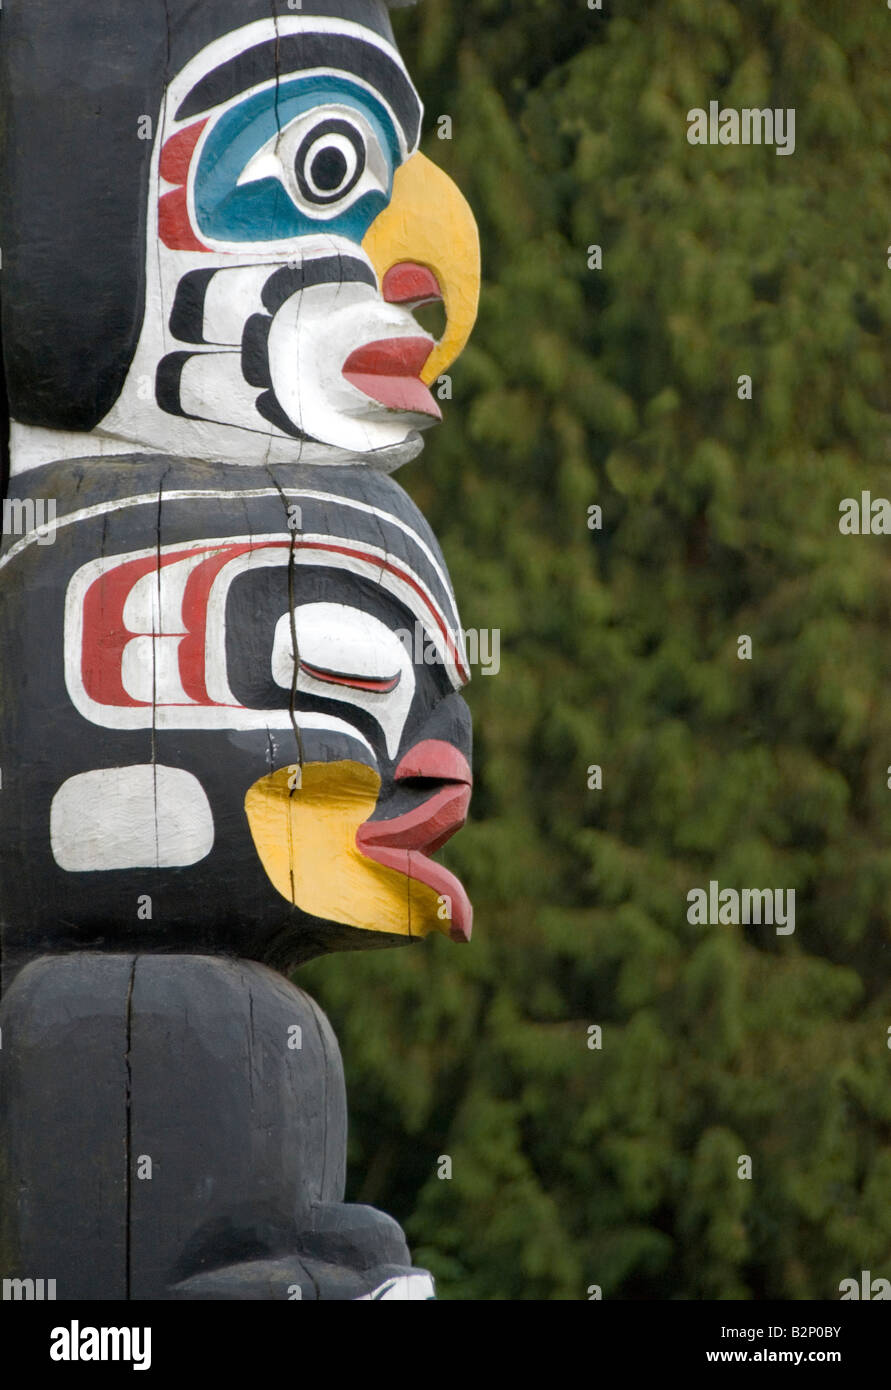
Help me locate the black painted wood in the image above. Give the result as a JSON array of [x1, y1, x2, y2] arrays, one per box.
[[1, 952, 425, 1299], [0, 456, 469, 985], [0, 0, 447, 1303], [128, 955, 348, 1299], [0, 954, 132, 1299]]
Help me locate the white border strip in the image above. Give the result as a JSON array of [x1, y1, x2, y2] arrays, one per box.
[[0, 485, 457, 621]]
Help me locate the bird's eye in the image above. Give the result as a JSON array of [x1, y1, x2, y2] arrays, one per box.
[[229, 103, 391, 231], [294, 120, 366, 205]]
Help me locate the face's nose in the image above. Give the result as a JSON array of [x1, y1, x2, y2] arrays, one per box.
[[381, 262, 443, 309], [398, 690, 473, 769], [359, 689, 472, 848], [396, 739, 472, 791]]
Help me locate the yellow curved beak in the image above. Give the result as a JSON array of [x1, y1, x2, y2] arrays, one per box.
[[362, 151, 480, 386]]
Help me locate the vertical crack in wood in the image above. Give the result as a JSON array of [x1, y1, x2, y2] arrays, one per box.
[[268, 473, 306, 812]]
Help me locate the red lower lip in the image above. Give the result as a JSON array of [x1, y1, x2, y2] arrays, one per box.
[[356, 782, 472, 943], [342, 337, 441, 419]]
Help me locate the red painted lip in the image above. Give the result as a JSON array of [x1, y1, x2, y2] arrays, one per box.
[[355, 740, 473, 942], [342, 337, 442, 419]]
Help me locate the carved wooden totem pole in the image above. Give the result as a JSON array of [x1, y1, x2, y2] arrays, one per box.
[[0, 0, 479, 1300]]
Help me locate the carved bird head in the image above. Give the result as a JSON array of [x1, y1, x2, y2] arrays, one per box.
[[104, 10, 480, 468]]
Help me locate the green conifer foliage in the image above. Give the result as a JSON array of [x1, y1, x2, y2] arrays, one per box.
[[300, 0, 891, 1299]]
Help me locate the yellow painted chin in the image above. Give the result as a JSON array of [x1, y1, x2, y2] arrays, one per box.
[[244, 760, 444, 940], [362, 151, 481, 386]]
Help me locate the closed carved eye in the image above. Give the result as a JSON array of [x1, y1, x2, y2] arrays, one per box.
[[298, 658, 401, 694], [270, 601, 415, 757]]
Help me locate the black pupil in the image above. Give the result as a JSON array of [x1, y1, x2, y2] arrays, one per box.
[[311, 146, 348, 191]]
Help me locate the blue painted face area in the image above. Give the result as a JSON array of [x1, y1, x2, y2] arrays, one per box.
[[193, 76, 401, 244]]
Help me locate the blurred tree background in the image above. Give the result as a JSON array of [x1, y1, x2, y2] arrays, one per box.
[[299, 0, 891, 1298]]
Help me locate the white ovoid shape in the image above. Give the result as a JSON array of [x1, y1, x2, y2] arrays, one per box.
[[50, 766, 214, 871], [271, 602, 415, 759]]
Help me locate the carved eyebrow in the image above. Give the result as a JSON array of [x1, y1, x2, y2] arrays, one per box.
[[175, 34, 421, 149], [298, 658, 401, 694]]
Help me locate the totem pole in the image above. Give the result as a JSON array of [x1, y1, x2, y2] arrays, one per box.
[[0, 0, 479, 1300]]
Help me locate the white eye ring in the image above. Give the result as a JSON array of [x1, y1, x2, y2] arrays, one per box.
[[301, 132, 359, 199], [235, 105, 389, 221]]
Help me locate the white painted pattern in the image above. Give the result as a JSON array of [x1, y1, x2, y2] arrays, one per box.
[[266, 278, 437, 453], [356, 1273, 436, 1300], [199, 263, 283, 346], [63, 532, 465, 734], [270, 602, 416, 757], [0, 489, 461, 632], [50, 766, 214, 871], [237, 105, 391, 222]]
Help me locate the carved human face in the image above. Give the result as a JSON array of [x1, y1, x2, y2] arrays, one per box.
[[241, 576, 474, 945], [0, 461, 472, 964], [101, 13, 480, 468]]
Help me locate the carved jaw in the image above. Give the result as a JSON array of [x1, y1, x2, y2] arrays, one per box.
[[103, 238, 438, 469]]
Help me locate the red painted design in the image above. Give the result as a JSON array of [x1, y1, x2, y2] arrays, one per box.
[[358, 741, 473, 942], [159, 120, 208, 184], [81, 554, 161, 706], [299, 660, 401, 694], [159, 188, 211, 252], [357, 783, 471, 855], [158, 120, 211, 251], [382, 263, 442, 306], [80, 543, 265, 708], [342, 337, 441, 418], [395, 740, 472, 786], [178, 545, 255, 701], [77, 537, 468, 719]]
